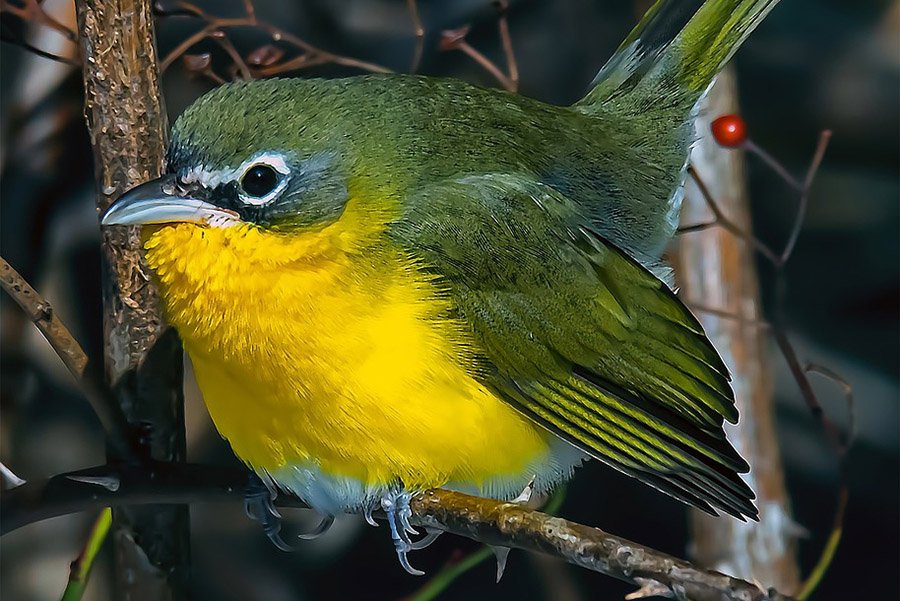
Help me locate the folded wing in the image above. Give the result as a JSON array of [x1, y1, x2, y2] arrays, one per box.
[[391, 174, 756, 519]]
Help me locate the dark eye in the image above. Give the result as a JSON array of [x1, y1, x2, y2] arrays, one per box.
[[240, 165, 279, 198]]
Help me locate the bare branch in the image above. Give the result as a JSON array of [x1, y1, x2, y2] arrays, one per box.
[[778, 130, 832, 264], [494, 0, 518, 92], [686, 123, 846, 598], [687, 302, 772, 330], [687, 165, 781, 264], [1, 257, 88, 377], [1, 463, 798, 601], [155, 1, 391, 78], [440, 27, 515, 92], [209, 30, 251, 80], [406, 0, 425, 73], [0, 34, 79, 65], [1, 0, 77, 41], [0, 257, 133, 458]]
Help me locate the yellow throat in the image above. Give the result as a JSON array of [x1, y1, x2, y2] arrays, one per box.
[[141, 197, 570, 509]]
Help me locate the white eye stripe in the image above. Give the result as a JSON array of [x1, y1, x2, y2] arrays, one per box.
[[180, 151, 292, 207]]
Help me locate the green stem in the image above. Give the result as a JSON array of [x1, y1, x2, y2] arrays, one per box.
[[408, 547, 494, 601], [796, 487, 848, 600], [61, 507, 112, 601]]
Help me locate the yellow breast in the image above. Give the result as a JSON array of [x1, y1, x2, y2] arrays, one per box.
[[142, 200, 554, 497]]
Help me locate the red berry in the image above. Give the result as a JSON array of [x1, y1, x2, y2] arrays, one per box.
[[711, 114, 748, 148]]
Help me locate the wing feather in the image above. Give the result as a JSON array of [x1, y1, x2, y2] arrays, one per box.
[[391, 174, 756, 519]]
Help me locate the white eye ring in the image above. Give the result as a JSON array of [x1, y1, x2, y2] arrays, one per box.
[[236, 152, 291, 207]]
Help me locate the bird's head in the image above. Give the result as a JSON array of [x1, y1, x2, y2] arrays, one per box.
[[102, 79, 354, 234]]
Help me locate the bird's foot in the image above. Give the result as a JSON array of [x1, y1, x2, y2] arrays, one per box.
[[244, 473, 334, 550], [376, 489, 442, 576]]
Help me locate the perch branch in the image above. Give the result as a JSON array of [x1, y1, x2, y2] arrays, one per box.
[[1, 463, 797, 601]]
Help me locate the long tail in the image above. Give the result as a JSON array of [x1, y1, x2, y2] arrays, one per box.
[[576, 0, 781, 117], [570, 0, 782, 264]]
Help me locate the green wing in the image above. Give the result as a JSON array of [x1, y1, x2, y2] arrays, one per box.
[[391, 174, 756, 519]]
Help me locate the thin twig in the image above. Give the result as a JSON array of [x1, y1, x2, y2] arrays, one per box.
[[0, 257, 133, 459], [440, 27, 514, 92], [688, 302, 772, 330], [804, 363, 856, 454], [456, 41, 514, 91], [240, 0, 255, 21], [687, 165, 781, 264], [779, 130, 832, 264], [1, 257, 88, 376], [1, 0, 77, 42], [0, 35, 80, 65], [494, 0, 518, 92], [689, 129, 847, 599], [745, 140, 802, 191], [0, 463, 797, 601], [677, 220, 718, 234], [406, 0, 425, 73], [155, 1, 391, 77], [209, 31, 251, 80], [773, 332, 845, 457], [795, 486, 848, 600], [793, 363, 855, 599]]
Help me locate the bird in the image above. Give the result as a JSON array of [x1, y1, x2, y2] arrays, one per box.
[[102, 0, 781, 574]]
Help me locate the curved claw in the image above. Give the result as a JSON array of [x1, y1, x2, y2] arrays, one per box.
[[244, 475, 298, 552], [298, 513, 335, 540], [266, 527, 300, 552], [396, 548, 425, 576], [409, 529, 442, 551], [381, 493, 425, 576], [396, 494, 418, 537], [364, 504, 379, 527]]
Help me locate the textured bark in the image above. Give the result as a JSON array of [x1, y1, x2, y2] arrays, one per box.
[[74, 1, 189, 599], [674, 68, 801, 591], [2, 464, 798, 601]]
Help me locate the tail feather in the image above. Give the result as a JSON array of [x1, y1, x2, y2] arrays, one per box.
[[577, 0, 781, 115]]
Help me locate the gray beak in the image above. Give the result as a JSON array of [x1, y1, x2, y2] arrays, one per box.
[[101, 174, 238, 227]]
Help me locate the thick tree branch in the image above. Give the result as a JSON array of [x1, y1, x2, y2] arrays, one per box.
[[2, 463, 797, 601], [75, 0, 189, 598], [676, 69, 801, 591]]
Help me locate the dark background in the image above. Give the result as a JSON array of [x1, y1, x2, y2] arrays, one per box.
[[1, 1, 897, 599]]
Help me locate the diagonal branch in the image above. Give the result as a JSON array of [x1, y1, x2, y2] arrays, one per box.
[[1, 462, 797, 601], [0, 257, 133, 458]]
